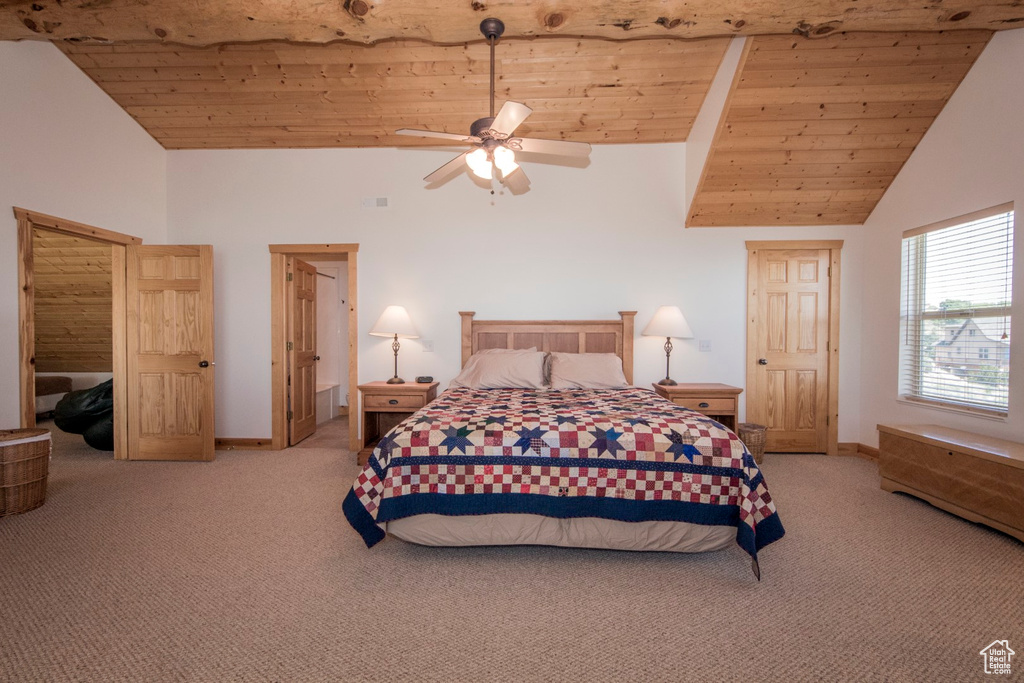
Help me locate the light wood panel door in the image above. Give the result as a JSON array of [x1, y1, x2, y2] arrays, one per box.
[[127, 245, 215, 461], [288, 257, 317, 445], [748, 248, 831, 453]]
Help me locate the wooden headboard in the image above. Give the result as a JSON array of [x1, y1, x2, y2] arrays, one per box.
[[459, 311, 637, 384]]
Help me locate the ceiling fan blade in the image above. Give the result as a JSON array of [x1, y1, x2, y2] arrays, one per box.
[[396, 128, 480, 144], [501, 166, 530, 195], [490, 101, 533, 137], [513, 137, 592, 158], [424, 152, 470, 184]]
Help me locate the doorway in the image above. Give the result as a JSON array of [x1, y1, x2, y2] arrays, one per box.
[[307, 260, 351, 430], [17, 209, 217, 462], [15, 208, 140, 460], [268, 244, 359, 452], [32, 227, 115, 415], [745, 240, 842, 456]]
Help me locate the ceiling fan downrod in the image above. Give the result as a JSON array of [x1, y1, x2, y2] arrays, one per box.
[[479, 18, 504, 119]]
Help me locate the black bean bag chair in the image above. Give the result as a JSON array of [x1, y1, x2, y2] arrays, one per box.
[[54, 379, 114, 451], [82, 417, 115, 452]]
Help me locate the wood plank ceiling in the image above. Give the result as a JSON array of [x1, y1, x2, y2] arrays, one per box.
[[60, 38, 731, 149], [687, 30, 993, 226]]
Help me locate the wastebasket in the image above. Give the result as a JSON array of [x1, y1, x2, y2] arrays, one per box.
[[0, 428, 51, 516], [737, 423, 767, 465]]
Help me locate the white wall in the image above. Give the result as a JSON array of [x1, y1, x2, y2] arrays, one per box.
[[858, 28, 1024, 446], [167, 144, 864, 441], [0, 41, 168, 428]]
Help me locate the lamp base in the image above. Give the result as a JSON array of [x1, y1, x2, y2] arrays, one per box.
[[386, 376, 406, 384], [657, 378, 678, 386]]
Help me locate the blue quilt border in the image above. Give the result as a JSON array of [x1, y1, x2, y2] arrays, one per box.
[[344, 489, 786, 561], [343, 488, 385, 547]]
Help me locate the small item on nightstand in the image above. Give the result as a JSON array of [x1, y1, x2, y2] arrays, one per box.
[[416, 376, 433, 383]]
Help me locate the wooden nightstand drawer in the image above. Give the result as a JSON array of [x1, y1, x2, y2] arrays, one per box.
[[673, 397, 736, 413], [651, 383, 743, 431], [364, 393, 426, 410], [358, 381, 439, 466]]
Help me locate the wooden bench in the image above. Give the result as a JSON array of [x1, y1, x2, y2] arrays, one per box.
[[877, 424, 1024, 542]]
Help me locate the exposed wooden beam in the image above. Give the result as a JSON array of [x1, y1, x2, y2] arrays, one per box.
[[2, 1, 1021, 45]]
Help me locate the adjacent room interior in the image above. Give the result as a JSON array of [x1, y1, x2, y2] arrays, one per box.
[[1, 3, 1021, 681]]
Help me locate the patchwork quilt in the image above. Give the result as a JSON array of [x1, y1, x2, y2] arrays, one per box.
[[344, 387, 784, 572]]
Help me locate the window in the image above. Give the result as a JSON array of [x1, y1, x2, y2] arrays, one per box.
[[899, 203, 1014, 415]]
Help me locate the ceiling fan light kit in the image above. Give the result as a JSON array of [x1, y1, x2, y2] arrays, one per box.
[[395, 18, 591, 194]]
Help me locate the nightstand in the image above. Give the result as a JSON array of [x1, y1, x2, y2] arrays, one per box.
[[357, 381, 438, 466], [652, 383, 743, 431]]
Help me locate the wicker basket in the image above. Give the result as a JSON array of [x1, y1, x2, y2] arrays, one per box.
[[738, 423, 767, 465], [0, 428, 51, 517]]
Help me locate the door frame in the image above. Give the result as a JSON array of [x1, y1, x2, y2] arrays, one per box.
[[745, 239, 842, 456], [269, 244, 359, 452], [14, 207, 142, 460]]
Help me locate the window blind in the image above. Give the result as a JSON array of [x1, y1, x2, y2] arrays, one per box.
[[899, 205, 1014, 415]]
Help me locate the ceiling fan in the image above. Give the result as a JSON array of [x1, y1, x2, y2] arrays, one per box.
[[396, 18, 592, 194]]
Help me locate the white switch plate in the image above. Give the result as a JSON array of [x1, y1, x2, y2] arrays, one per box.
[[421, 339, 434, 352], [699, 339, 712, 352]]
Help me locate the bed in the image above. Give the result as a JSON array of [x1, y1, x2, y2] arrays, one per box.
[[344, 312, 785, 576]]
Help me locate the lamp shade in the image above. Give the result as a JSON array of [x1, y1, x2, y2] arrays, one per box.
[[642, 306, 694, 339], [369, 305, 419, 339]]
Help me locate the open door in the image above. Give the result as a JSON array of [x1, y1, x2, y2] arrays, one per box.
[[288, 257, 317, 445], [126, 245, 215, 461]]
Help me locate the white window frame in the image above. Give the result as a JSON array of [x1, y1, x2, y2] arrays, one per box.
[[899, 202, 1014, 417]]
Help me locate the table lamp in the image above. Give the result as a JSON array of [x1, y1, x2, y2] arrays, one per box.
[[642, 305, 694, 386], [369, 305, 419, 384]]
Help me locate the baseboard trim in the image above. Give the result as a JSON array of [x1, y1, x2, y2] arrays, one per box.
[[215, 438, 275, 451], [838, 442, 879, 461], [857, 443, 880, 461]]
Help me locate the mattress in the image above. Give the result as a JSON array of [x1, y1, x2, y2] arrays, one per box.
[[344, 387, 784, 574]]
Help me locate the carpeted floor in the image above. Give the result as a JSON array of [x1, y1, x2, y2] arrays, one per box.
[[2, 423, 1022, 682]]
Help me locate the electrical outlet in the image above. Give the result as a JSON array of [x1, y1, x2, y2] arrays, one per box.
[[699, 339, 712, 352], [421, 339, 434, 352]]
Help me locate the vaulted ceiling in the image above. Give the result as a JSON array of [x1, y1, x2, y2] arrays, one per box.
[[3, 1, 1021, 225]]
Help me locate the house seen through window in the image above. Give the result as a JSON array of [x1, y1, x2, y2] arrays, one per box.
[[899, 204, 1014, 415]]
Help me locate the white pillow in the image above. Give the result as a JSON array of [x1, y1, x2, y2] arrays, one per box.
[[449, 349, 546, 389], [549, 352, 629, 390]]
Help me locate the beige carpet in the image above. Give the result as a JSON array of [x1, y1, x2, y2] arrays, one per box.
[[2, 423, 1022, 683]]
